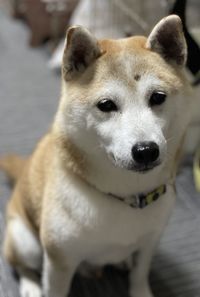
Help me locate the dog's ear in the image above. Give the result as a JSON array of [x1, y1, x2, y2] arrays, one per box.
[[146, 15, 187, 66], [62, 26, 101, 80]]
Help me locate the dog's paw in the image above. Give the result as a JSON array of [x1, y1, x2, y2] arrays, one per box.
[[20, 277, 42, 297]]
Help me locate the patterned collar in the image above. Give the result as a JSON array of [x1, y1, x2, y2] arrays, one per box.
[[109, 185, 167, 209]]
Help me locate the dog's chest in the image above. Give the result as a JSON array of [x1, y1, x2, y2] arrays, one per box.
[[73, 198, 169, 265], [50, 174, 175, 265]]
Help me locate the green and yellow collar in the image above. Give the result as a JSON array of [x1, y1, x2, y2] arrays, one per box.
[[109, 185, 166, 209]]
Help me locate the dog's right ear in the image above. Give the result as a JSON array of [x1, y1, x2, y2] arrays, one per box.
[[62, 26, 102, 81]]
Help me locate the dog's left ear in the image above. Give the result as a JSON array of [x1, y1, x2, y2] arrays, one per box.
[[62, 26, 102, 80], [146, 15, 187, 66]]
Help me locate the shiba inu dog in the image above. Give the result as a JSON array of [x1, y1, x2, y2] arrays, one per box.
[[1, 15, 191, 297]]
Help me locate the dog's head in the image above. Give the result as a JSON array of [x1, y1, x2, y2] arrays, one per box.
[[57, 15, 190, 174]]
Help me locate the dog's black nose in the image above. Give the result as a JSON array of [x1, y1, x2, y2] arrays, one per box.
[[132, 142, 159, 165]]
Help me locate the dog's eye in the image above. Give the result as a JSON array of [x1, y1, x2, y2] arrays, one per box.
[[97, 99, 118, 112], [149, 91, 166, 106]]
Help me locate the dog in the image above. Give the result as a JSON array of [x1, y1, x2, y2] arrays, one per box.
[[1, 15, 191, 297]]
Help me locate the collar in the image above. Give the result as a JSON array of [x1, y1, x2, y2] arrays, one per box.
[[109, 185, 166, 209]]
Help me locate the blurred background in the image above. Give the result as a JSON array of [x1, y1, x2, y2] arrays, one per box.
[[0, 0, 200, 297]]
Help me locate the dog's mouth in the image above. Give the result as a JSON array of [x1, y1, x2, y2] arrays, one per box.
[[127, 161, 161, 173]]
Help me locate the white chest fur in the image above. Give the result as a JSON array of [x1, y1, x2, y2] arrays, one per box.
[[45, 171, 175, 266]]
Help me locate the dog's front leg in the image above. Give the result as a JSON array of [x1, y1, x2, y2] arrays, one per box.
[[129, 243, 156, 297], [42, 252, 77, 297]]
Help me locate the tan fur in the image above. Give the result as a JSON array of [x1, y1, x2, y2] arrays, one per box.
[[2, 135, 51, 263], [0, 155, 27, 184], [2, 130, 87, 265]]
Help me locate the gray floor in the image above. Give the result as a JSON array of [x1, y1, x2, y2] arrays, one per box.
[[0, 5, 200, 297]]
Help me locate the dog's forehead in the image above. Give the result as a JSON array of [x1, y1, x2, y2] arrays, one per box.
[[96, 36, 182, 90], [99, 36, 148, 54], [100, 36, 148, 71], [98, 37, 164, 82]]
